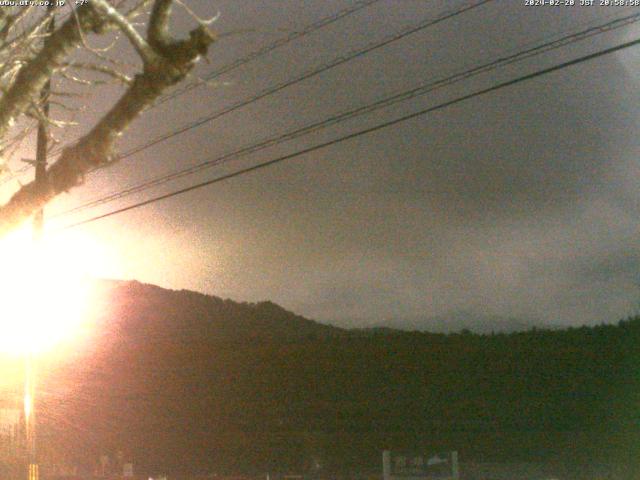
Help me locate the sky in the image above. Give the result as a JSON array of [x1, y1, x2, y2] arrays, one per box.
[[3, 0, 640, 330]]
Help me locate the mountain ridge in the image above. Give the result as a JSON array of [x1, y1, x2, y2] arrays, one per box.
[[96, 279, 548, 336], [28, 278, 639, 477]]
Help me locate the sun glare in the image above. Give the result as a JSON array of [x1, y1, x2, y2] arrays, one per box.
[[0, 226, 94, 355]]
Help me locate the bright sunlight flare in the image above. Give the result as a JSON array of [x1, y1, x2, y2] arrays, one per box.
[[0, 226, 95, 355]]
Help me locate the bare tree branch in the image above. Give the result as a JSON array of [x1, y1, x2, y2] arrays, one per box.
[[0, 9, 53, 55], [90, 0, 159, 64], [0, 0, 215, 235], [148, 0, 172, 50], [0, 3, 106, 140], [175, 0, 220, 26], [63, 62, 133, 85]]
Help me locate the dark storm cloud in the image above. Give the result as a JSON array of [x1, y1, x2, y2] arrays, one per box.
[[374, 60, 633, 222], [197, 54, 640, 326], [574, 250, 640, 285], [36, 1, 640, 329]]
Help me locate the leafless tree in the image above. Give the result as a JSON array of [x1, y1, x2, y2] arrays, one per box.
[[0, 0, 215, 236]]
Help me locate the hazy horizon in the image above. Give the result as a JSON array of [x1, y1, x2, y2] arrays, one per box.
[[4, 1, 640, 332]]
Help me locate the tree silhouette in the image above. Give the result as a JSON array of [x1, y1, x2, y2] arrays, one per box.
[[0, 0, 215, 235]]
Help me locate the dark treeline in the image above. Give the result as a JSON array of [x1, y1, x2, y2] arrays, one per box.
[[37, 281, 640, 477]]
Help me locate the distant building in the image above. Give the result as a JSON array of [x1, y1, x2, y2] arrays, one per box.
[[0, 393, 25, 478], [0, 408, 21, 445], [383, 450, 459, 480]]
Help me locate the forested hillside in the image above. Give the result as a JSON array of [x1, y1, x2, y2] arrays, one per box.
[[37, 281, 640, 477]]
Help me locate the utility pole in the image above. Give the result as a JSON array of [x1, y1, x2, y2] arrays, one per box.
[[24, 6, 55, 480], [33, 3, 55, 241]]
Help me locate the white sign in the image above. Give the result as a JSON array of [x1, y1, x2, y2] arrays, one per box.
[[383, 450, 459, 480], [123, 463, 134, 477]]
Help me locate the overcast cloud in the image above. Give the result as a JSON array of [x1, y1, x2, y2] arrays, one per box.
[[5, 0, 640, 330]]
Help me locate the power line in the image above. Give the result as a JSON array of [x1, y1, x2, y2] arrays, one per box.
[[50, 0, 493, 165], [58, 35, 640, 231], [155, 0, 383, 106], [34, 1, 384, 164], [0, 164, 31, 187], [53, 9, 640, 219], [121, 0, 493, 159]]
